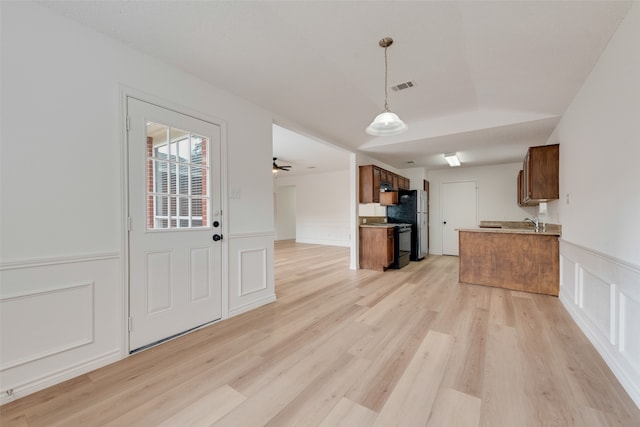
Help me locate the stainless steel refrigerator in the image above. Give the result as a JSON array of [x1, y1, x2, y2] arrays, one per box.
[[387, 190, 428, 260]]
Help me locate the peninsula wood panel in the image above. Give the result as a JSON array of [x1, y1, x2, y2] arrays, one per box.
[[459, 231, 559, 296]]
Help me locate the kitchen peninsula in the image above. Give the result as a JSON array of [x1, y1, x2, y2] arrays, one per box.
[[458, 223, 561, 296]]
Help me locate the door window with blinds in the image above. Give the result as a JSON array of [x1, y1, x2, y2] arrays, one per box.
[[146, 122, 210, 230]]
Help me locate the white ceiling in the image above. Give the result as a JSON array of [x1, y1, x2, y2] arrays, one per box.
[[272, 125, 351, 177], [42, 1, 632, 173]]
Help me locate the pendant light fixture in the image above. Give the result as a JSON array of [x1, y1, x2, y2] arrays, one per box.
[[366, 37, 408, 136]]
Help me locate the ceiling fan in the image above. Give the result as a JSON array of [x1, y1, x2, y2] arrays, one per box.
[[273, 157, 291, 173]]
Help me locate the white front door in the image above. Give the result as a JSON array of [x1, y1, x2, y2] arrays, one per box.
[[441, 181, 477, 256], [127, 97, 222, 351]]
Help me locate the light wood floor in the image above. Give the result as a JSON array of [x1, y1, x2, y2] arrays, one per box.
[[2, 241, 639, 426]]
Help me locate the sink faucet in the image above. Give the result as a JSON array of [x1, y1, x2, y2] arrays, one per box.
[[525, 217, 540, 232]]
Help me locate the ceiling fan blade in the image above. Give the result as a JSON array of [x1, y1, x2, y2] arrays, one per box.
[[273, 157, 292, 171]]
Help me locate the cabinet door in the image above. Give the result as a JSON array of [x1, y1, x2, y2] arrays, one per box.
[[386, 228, 394, 266], [522, 144, 559, 203], [373, 167, 381, 203], [380, 169, 389, 185], [359, 165, 373, 203], [517, 170, 524, 206], [400, 177, 410, 190], [523, 152, 531, 200], [360, 227, 393, 271]]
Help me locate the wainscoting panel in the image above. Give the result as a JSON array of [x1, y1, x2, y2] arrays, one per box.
[[560, 240, 640, 408], [227, 232, 275, 317], [580, 269, 613, 342], [620, 291, 640, 375], [239, 248, 267, 296], [1, 282, 94, 370], [0, 254, 122, 405], [560, 254, 578, 304]]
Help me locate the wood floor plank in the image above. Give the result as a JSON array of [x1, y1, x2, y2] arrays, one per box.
[[264, 355, 372, 426], [511, 295, 583, 425], [426, 388, 481, 427], [440, 307, 489, 398], [488, 287, 516, 327], [372, 330, 455, 426], [155, 385, 245, 427], [1, 242, 639, 427], [215, 327, 366, 426], [318, 397, 378, 427], [480, 320, 536, 426], [345, 309, 437, 411]]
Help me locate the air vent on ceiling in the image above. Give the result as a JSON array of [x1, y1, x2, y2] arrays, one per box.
[[391, 80, 416, 92]]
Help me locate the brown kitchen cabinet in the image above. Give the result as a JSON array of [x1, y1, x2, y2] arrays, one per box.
[[397, 176, 410, 190], [359, 165, 411, 203], [359, 165, 381, 203], [359, 226, 394, 271], [517, 169, 537, 206], [380, 191, 398, 206], [380, 169, 393, 187], [520, 144, 559, 205]]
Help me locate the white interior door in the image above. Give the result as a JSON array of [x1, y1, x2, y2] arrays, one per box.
[[441, 181, 477, 256], [127, 97, 222, 351]]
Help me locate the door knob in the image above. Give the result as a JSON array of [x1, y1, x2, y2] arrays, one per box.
[[443, 221, 447, 224], [212, 234, 222, 242]]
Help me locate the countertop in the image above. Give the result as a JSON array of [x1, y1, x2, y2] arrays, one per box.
[[360, 224, 395, 228], [457, 228, 561, 236]]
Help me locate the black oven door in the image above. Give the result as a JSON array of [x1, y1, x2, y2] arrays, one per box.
[[390, 226, 411, 269]]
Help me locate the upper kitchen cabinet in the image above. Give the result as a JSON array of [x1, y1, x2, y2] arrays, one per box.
[[380, 169, 393, 187], [518, 170, 537, 207], [520, 144, 559, 205], [396, 176, 410, 190], [359, 165, 410, 203], [360, 165, 381, 203]]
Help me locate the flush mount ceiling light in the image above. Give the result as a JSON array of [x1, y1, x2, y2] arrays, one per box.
[[366, 37, 408, 136], [444, 153, 461, 167]]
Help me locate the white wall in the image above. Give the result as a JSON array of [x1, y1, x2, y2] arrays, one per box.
[[275, 170, 350, 247], [549, 6, 640, 267], [401, 167, 428, 191], [0, 1, 275, 402], [426, 163, 539, 254], [274, 185, 296, 240], [549, 3, 640, 407]]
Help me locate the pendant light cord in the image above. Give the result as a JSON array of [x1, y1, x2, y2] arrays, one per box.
[[383, 45, 389, 112]]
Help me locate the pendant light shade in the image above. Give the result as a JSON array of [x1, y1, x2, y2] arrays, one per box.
[[366, 111, 408, 136], [366, 37, 407, 136]]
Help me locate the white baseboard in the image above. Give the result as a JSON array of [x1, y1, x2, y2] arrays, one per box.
[[0, 349, 121, 406], [294, 238, 350, 247], [228, 294, 276, 318]]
